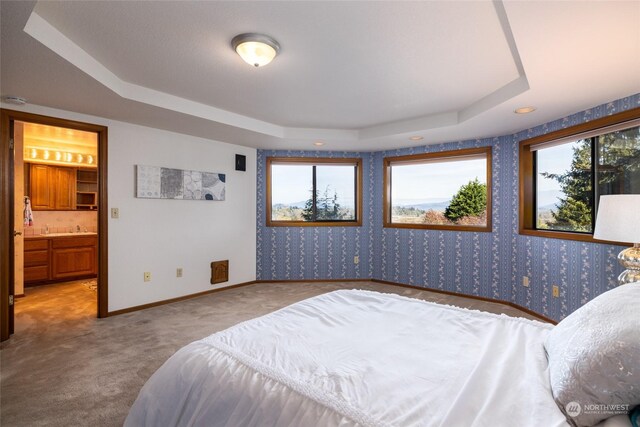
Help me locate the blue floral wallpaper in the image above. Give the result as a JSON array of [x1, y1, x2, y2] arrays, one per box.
[[257, 93, 639, 321], [257, 151, 373, 281]]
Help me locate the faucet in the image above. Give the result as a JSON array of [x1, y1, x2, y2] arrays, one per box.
[[76, 225, 81, 233], [44, 224, 49, 234]]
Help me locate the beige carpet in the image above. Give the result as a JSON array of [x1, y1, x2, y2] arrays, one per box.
[[0, 280, 542, 427]]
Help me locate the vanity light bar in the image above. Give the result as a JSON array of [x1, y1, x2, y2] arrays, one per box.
[[24, 147, 97, 167]]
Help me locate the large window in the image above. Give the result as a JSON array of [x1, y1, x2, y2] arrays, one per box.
[[384, 147, 492, 231], [520, 108, 640, 241], [266, 157, 362, 226]]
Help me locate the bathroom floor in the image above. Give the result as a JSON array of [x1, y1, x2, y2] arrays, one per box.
[[13, 279, 97, 340]]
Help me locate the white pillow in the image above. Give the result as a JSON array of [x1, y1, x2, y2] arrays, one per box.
[[545, 283, 640, 427]]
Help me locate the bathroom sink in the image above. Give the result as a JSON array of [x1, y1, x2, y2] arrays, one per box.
[[40, 232, 97, 237]]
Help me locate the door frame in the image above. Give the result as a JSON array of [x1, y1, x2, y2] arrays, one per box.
[[1, 109, 109, 341]]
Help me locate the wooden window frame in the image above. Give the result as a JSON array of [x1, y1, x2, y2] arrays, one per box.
[[383, 147, 493, 232], [266, 157, 363, 227], [519, 107, 640, 244]]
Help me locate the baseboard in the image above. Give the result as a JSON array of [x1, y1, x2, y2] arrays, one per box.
[[370, 279, 557, 324], [107, 280, 258, 317], [106, 277, 556, 325], [14, 293, 25, 298], [257, 278, 368, 283]]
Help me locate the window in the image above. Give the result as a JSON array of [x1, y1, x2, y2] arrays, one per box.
[[383, 147, 492, 231], [520, 108, 640, 242], [266, 157, 362, 226]]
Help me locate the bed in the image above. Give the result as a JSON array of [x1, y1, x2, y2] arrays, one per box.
[[125, 288, 638, 427]]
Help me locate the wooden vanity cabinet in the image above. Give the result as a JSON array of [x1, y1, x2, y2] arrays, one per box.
[[28, 164, 77, 210], [24, 236, 97, 285], [51, 236, 97, 280], [29, 164, 55, 210], [54, 167, 77, 210], [24, 238, 50, 283]]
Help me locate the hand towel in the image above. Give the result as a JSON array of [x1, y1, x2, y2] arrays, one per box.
[[24, 196, 33, 226]]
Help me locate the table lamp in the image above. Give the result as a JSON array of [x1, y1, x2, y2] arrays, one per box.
[[593, 195, 640, 285]]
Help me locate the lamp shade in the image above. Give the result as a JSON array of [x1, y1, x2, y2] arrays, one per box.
[[593, 195, 640, 243]]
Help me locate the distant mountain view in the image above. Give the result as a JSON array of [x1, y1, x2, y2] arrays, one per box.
[[390, 178, 488, 227], [393, 198, 450, 211], [277, 201, 309, 209], [271, 202, 355, 221]]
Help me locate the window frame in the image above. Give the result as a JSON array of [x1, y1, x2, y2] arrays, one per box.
[[266, 156, 363, 227], [383, 147, 493, 232], [519, 107, 640, 244]]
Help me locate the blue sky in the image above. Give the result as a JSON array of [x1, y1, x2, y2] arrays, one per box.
[[271, 164, 355, 208], [536, 141, 581, 207], [270, 143, 578, 210], [391, 158, 486, 205]]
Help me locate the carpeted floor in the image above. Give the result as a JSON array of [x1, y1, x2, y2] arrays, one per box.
[[0, 280, 542, 427]]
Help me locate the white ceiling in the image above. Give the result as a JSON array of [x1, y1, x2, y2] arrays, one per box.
[[1, 1, 639, 151]]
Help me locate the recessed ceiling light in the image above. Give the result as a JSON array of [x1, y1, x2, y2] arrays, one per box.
[[313, 141, 325, 146], [2, 96, 27, 105], [231, 33, 280, 68], [409, 136, 424, 141], [514, 106, 536, 114]]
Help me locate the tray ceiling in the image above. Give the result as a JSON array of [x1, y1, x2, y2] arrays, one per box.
[[1, 1, 639, 150]]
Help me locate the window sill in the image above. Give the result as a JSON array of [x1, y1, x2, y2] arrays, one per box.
[[384, 222, 492, 232], [267, 220, 362, 227]]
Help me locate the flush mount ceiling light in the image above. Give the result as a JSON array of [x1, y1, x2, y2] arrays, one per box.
[[232, 33, 280, 68], [514, 106, 536, 114], [409, 136, 424, 141], [313, 141, 325, 146]]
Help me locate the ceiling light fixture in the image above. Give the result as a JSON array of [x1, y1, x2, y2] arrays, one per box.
[[313, 141, 325, 147], [514, 106, 536, 114], [2, 96, 27, 105], [232, 33, 280, 68], [409, 136, 424, 141]]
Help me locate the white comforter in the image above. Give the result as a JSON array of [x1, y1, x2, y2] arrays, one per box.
[[125, 290, 570, 427]]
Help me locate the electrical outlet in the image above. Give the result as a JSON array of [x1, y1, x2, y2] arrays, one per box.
[[176, 268, 183, 278], [522, 276, 530, 287], [354, 256, 359, 264], [111, 208, 120, 219], [144, 272, 151, 282], [552, 285, 559, 298]]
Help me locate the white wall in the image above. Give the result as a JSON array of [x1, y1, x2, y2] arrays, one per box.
[[2, 103, 257, 312]]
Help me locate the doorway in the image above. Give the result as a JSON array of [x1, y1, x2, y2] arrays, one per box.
[[1, 109, 108, 341]]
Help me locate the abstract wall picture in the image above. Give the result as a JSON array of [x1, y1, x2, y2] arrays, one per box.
[[136, 165, 225, 201]]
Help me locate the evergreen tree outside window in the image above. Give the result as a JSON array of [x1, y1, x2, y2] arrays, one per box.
[[534, 123, 640, 234], [519, 108, 640, 243]]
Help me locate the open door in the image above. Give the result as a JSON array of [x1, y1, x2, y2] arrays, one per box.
[[1, 117, 16, 341], [13, 121, 25, 304], [1, 108, 109, 342]]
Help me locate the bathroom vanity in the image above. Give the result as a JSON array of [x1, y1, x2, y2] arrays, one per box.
[[24, 234, 97, 285]]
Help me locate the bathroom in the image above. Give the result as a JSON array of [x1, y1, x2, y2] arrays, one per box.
[[14, 120, 99, 320]]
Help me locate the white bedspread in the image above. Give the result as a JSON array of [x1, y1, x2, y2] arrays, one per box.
[[125, 290, 570, 427]]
